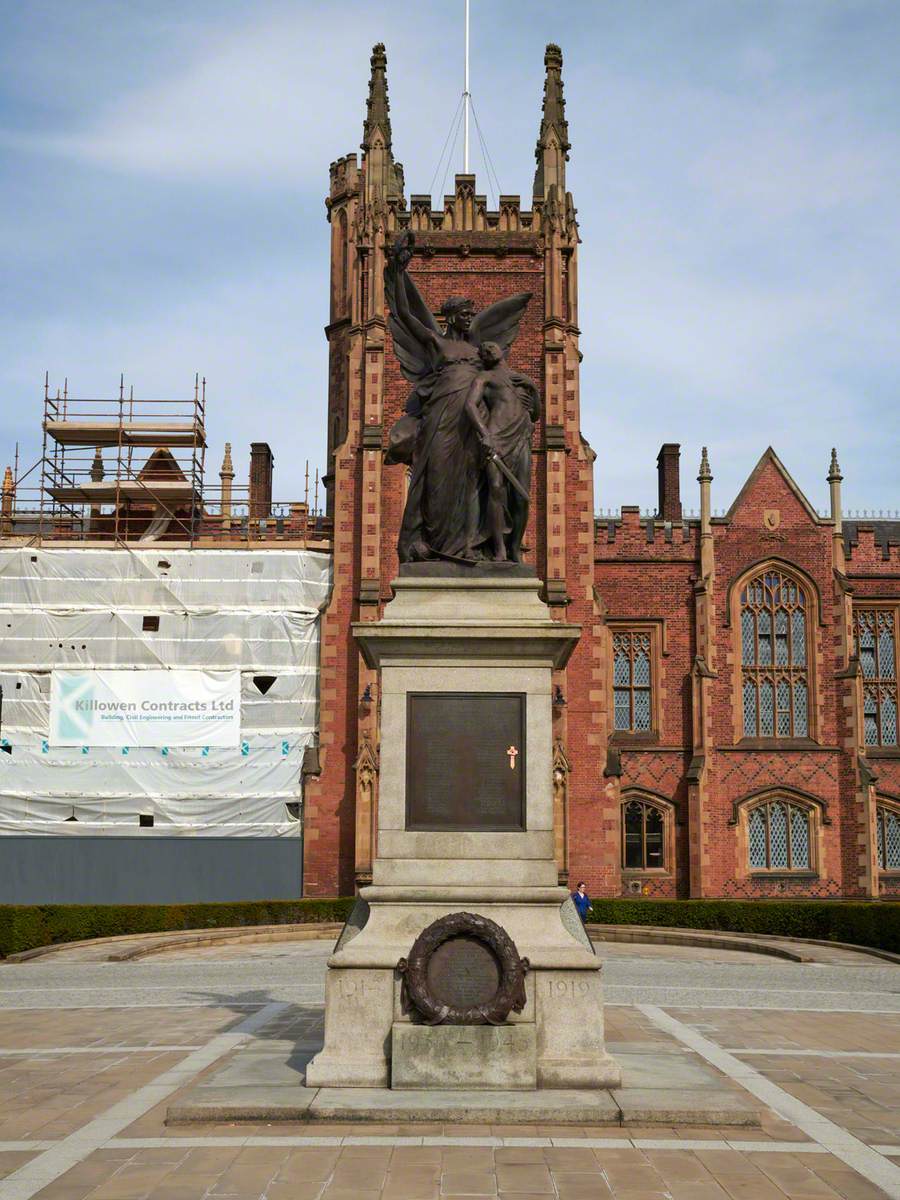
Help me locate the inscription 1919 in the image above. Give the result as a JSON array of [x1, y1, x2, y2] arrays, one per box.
[[406, 693, 525, 831]]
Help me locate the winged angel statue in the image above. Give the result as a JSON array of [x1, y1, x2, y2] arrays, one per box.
[[385, 231, 540, 564]]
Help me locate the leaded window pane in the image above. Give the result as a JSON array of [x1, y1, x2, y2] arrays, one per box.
[[790, 806, 810, 868], [885, 811, 900, 869], [749, 807, 766, 868], [878, 614, 895, 679], [855, 610, 899, 746], [882, 691, 897, 746], [758, 610, 772, 665], [741, 610, 755, 665], [769, 802, 788, 868], [792, 610, 806, 666], [612, 631, 654, 734], [860, 637, 877, 679], [777, 679, 791, 736], [864, 688, 879, 746], [775, 609, 789, 665], [793, 680, 808, 737], [883, 811, 892, 868], [743, 680, 757, 736], [760, 680, 775, 736], [634, 689, 651, 731], [634, 650, 650, 687]]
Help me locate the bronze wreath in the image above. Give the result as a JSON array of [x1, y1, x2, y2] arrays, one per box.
[[397, 911, 529, 1026]]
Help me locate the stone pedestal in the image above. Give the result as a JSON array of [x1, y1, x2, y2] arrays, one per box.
[[305, 574, 620, 1092]]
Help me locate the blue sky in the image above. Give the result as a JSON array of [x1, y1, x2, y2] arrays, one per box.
[[1, 0, 897, 515]]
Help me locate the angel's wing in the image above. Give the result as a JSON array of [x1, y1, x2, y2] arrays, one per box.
[[469, 292, 533, 358], [384, 236, 443, 384]]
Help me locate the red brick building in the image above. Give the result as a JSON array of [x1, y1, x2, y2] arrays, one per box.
[[302, 43, 900, 902]]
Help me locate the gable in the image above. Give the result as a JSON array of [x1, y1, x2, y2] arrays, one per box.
[[724, 448, 823, 530]]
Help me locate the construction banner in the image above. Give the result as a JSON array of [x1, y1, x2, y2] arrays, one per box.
[[50, 670, 241, 748]]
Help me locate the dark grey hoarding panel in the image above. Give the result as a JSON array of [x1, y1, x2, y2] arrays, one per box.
[[0, 837, 302, 904]]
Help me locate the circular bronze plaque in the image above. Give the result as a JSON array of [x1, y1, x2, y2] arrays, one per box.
[[425, 935, 502, 1009], [397, 911, 529, 1026]]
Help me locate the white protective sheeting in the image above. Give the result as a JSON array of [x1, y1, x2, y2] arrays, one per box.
[[0, 547, 331, 837]]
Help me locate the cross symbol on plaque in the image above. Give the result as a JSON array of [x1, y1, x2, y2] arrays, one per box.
[[507, 745, 518, 770]]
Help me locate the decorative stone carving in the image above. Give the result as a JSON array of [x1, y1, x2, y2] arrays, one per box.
[[552, 739, 571, 882], [354, 733, 379, 883], [398, 912, 529, 1026]]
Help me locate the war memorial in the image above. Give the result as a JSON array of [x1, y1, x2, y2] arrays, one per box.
[[167, 219, 762, 1129], [0, 22, 899, 1200]]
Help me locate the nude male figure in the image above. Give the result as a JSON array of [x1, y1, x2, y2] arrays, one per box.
[[464, 341, 540, 562]]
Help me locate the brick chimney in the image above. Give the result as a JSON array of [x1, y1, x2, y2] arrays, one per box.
[[249, 443, 274, 519], [656, 443, 682, 521]]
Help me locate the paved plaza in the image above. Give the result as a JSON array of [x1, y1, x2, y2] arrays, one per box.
[[0, 936, 898, 1200]]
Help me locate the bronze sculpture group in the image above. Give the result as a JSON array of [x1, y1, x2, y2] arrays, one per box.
[[385, 232, 540, 565]]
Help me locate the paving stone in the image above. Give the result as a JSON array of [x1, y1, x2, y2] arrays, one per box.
[[440, 1170, 497, 1194], [494, 1162, 554, 1192], [615, 1088, 760, 1127]]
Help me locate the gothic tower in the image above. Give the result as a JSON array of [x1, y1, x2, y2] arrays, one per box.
[[304, 43, 598, 896]]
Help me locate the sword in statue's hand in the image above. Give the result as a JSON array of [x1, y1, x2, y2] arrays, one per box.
[[484, 447, 530, 502]]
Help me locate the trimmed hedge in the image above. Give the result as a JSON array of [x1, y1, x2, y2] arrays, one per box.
[[588, 898, 900, 955], [2, 896, 897, 960], [0, 898, 355, 959]]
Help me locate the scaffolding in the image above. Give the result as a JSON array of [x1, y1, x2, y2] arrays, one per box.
[[36, 374, 207, 545], [0, 375, 332, 548]]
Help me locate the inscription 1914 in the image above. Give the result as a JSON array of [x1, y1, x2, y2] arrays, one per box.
[[406, 693, 525, 831]]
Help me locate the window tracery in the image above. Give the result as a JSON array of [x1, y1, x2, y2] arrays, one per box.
[[740, 569, 809, 738]]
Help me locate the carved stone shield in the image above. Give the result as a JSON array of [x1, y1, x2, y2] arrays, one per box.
[[398, 912, 529, 1026]]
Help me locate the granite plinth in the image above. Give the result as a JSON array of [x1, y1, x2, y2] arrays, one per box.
[[391, 1023, 537, 1089], [306, 576, 619, 1094]]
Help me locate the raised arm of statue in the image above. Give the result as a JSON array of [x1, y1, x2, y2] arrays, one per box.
[[385, 232, 444, 382]]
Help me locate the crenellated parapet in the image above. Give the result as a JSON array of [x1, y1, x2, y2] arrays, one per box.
[[844, 521, 900, 568], [327, 154, 360, 210], [399, 175, 574, 237], [594, 507, 701, 560]]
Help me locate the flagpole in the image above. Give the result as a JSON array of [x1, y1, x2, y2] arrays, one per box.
[[463, 0, 470, 172]]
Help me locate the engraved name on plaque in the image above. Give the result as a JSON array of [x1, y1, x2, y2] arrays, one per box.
[[406, 693, 525, 831]]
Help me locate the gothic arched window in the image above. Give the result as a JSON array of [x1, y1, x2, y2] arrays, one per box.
[[876, 803, 900, 871], [612, 630, 653, 733], [855, 610, 897, 747], [747, 799, 811, 871], [740, 569, 809, 738], [622, 798, 666, 870]]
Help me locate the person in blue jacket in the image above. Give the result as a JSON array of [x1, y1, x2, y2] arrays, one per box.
[[571, 881, 592, 923]]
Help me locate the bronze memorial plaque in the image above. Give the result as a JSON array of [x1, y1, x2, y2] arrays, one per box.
[[426, 936, 501, 1009], [406, 692, 525, 831], [398, 912, 530, 1026]]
